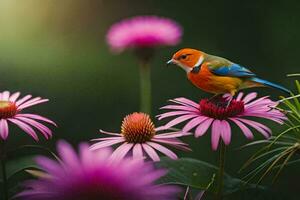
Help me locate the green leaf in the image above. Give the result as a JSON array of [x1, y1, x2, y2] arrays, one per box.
[[156, 157, 266, 196], [225, 187, 290, 200], [156, 157, 215, 190], [1, 156, 39, 198], [1, 156, 45, 199], [6, 156, 38, 179], [296, 80, 300, 95], [287, 73, 300, 77], [7, 145, 58, 161]]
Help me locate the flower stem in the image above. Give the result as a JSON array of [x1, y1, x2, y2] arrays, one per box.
[[0, 141, 8, 200], [139, 62, 151, 115], [215, 142, 226, 200]]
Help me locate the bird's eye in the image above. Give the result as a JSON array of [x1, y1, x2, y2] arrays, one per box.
[[180, 55, 187, 59]]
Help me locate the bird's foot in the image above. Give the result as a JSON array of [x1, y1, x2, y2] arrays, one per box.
[[226, 98, 233, 108], [208, 94, 222, 102], [208, 93, 234, 107]]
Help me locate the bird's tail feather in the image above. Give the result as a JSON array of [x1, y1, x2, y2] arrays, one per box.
[[250, 77, 291, 94]]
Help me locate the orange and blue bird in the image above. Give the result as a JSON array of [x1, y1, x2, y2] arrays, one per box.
[[167, 48, 290, 96]]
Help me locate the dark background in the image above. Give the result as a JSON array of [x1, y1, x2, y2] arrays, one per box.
[[0, 0, 299, 199]]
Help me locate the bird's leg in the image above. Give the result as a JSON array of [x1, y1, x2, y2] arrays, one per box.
[[226, 98, 232, 108], [208, 94, 221, 102], [225, 92, 235, 108], [208, 93, 234, 108]]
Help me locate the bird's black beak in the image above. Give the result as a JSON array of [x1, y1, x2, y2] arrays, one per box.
[[166, 59, 175, 66]]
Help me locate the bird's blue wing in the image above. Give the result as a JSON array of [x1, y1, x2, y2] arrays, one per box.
[[210, 64, 256, 77]]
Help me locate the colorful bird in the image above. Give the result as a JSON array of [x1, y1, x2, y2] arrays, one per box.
[[167, 48, 290, 96]]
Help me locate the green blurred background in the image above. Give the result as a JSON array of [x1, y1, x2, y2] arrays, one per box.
[[0, 0, 299, 199]]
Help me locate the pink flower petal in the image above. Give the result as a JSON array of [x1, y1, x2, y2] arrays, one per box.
[[154, 126, 168, 131], [142, 143, 160, 161], [15, 114, 57, 126], [94, 149, 114, 163], [195, 118, 214, 137], [89, 139, 125, 151], [35, 156, 62, 176], [236, 92, 244, 101], [245, 107, 272, 113], [57, 140, 80, 168], [8, 118, 39, 141], [220, 120, 231, 145], [154, 131, 181, 136], [243, 113, 285, 124], [152, 138, 187, 146], [9, 92, 21, 102], [160, 105, 199, 112], [211, 120, 221, 150], [15, 95, 33, 106], [99, 129, 122, 136], [110, 143, 134, 162], [242, 92, 257, 103], [132, 144, 143, 159], [91, 137, 123, 141], [154, 132, 185, 139], [79, 143, 96, 167], [244, 96, 269, 108], [1, 91, 10, 100], [15, 116, 52, 139], [147, 142, 177, 159], [152, 138, 191, 151], [235, 118, 271, 138], [182, 116, 207, 133], [157, 111, 193, 120], [18, 99, 49, 110], [163, 114, 198, 129], [18, 97, 41, 106], [0, 119, 9, 140], [230, 118, 253, 139], [167, 144, 191, 151], [171, 97, 199, 108]]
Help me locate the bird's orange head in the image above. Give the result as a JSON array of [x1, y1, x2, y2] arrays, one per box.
[[167, 48, 205, 72]]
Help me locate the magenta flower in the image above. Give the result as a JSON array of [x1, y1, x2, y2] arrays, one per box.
[[106, 16, 182, 52], [158, 93, 287, 150], [0, 91, 56, 141], [90, 112, 190, 162], [17, 140, 180, 200]]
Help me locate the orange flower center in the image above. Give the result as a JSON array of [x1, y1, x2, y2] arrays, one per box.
[[121, 112, 156, 143], [0, 101, 17, 119]]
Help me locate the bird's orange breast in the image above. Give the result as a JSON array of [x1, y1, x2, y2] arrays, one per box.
[[187, 63, 243, 95]]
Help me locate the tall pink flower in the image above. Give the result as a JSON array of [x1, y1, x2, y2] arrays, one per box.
[[17, 141, 180, 200], [106, 16, 182, 53], [106, 16, 182, 115], [158, 93, 287, 150], [0, 91, 56, 141], [90, 112, 190, 162]]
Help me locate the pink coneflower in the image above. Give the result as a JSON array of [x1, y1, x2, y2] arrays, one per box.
[[0, 91, 56, 141], [158, 93, 287, 150], [106, 16, 182, 52], [17, 140, 180, 200], [90, 112, 190, 161]]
